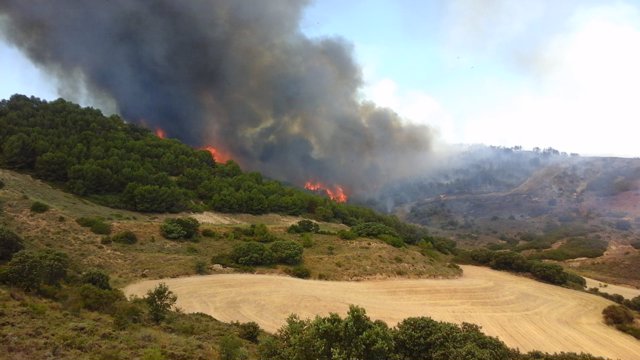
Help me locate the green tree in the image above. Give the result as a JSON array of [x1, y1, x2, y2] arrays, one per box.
[[145, 282, 177, 323], [270, 240, 304, 264], [219, 334, 248, 360], [2, 133, 35, 168], [81, 269, 112, 290], [4, 251, 43, 291]]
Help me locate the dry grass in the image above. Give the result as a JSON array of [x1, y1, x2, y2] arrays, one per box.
[[126, 265, 640, 360], [0, 168, 458, 287]]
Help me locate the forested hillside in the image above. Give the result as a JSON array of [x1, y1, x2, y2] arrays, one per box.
[[0, 94, 425, 244]]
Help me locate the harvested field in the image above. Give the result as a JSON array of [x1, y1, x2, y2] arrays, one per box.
[[125, 266, 640, 360]]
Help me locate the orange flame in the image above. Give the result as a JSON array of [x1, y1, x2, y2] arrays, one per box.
[[155, 128, 166, 139], [304, 181, 348, 203], [201, 145, 232, 163]]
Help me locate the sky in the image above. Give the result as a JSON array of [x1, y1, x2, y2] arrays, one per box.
[[2, 0, 640, 157]]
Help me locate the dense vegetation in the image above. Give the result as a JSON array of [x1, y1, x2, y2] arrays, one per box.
[[454, 249, 586, 287], [260, 305, 602, 360], [0, 95, 428, 245]]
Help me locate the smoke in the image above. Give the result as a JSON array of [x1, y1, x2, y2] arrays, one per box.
[[0, 0, 435, 196]]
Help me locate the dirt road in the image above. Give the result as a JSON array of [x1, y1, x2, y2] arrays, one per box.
[[125, 266, 640, 359]]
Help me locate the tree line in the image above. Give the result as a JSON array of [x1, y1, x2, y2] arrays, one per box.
[[0, 95, 426, 245]]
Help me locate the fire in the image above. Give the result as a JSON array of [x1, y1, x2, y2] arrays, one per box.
[[155, 128, 166, 139], [304, 181, 348, 203], [201, 145, 232, 163]]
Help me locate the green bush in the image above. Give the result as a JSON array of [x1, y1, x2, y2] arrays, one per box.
[[603, 305, 634, 325], [160, 217, 200, 240], [230, 242, 274, 266], [270, 240, 304, 264], [202, 228, 216, 237], [379, 234, 405, 248], [76, 217, 112, 235], [81, 270, 112, 290], [3, 249, 69, 291], [0, 226, 24, 262], [287, 265, 311, 279], [337, 229, 358, 240], [352, 222, 399, 238], [287, 219, 320, 234], [238, 321, 261, 343], [111, 230, 138, 244], [145, 283, 177, 323], [195, 260, 208, 274], [73, 284, 125, 313], [0, 179, 4, 189], [529, 262, 568, 285], [300, 233, 314, 248], [490, 251, 530, 272], [30, 201, 50, 213]]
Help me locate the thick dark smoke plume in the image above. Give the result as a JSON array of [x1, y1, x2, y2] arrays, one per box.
[[0, 0, 435, 195]]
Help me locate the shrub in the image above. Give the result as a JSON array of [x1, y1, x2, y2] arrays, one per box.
[[287, 219, 320, 234], [74, 284, 125, 313], [195, 260, 208, 274], [338, 229, 358, 240], [2, 249, 69, 291], [352, 222, 398, 238], [490, 251, 530, 272], [0, 226, 24, 262], [270, 240, 304, 264], [91, 221, 112, 235], [529, 262, 567, 285], [145, 283, 177, 323], [30, 201, 50, 213], [603, 305, 634, 325], [81, 270, 112, 290], [111, 230, 138, 244], [0, 179, 4, 189], [379, 234, 405, 248], [287, 265, 311, 279], [238, 321, 261, 343], [300, 233, 314, 248], [160, 217, 200, 240], [113, 301, 145, 330], [219, 334, 247, 360], [230, 242, 274, 266], [76, 217, 112, 235], [202, 228, 216, 237]]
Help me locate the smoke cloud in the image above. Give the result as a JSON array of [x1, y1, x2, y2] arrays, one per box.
[[0, 0, 435, 195]]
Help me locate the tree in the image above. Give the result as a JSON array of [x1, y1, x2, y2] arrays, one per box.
[[230, 242, 274, 266], [529, 262, 568, 285], [81, 269, 112, 290], [270, 240, 304, 265], [145, 282, 177, 323], [219, 334, 248, 360], [2, 133, 35, 168], [0, 226, 24, 262], [602, 305, 633, 325], [160, 217, 200, 240], [4, 251, 43, 291]]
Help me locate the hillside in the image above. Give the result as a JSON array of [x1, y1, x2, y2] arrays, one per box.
[[384, 146, 640, 287], [0, 95, 618, 359]]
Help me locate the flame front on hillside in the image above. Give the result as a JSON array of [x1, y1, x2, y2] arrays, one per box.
[[201, 145, 232, 164], [305, 181, 348, 203], [155, 128, 166, 139]]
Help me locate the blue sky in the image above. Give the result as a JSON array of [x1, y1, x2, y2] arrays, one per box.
[[2, 0, 640, 157]]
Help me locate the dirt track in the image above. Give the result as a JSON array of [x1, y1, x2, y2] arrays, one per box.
[[125, 266, 640, 360]]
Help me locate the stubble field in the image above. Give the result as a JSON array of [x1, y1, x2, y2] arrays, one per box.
[[125, 265, 640, 360]]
